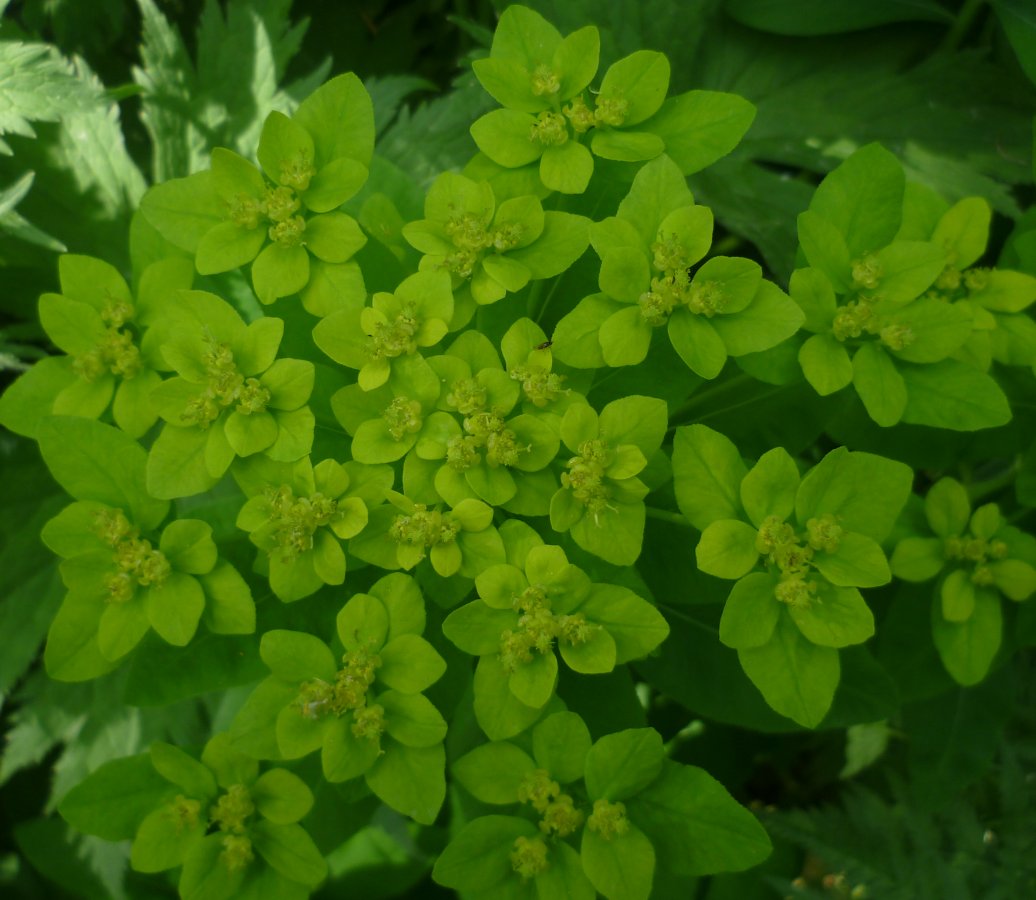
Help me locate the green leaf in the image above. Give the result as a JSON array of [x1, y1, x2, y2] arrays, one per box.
[[790, 267, 838, 330], [668, 310, 726, 378], [627, 760, 772, 875], [251, 820, 327, 887], [474, 655, 543, 740], [37, 417, 168, 528], [294, 73, 375, 168], [139, 171, 223, 252], [799, 333, 853, 396], [899, 360, 1012, 431], [696, 520, 760, 579], [600, 50, 668, 125], [600, 395, 668, 457], [252, 768, 313, 825], [260, 630, 335, 683], [378, 634, 446, 693], [365, 741, 445, 825], [941, 568, 976, 622], [252, 242, 310, 305], [509, 650, 558, 707], [641, 91, 756, 174], [932, 588, 1002, 686], [150, 742, 216, 797], [787, 583, 875, 648], [925, 477, 970, 538], [808, 143, 904, 258], [146, 571, 205, 646], [146, 425, 218, 501], [453, 742, 536, 804], [852, 342, 907, 427], [433, 815, 535, 893], [59, 753, 174, 841], [738, 614, 840, 727], [195, 221, 265, 274], [891, 536, 945, 582], [373, 691, 445, 752], [0, 40, 104, 150], [672, 425, 747, 530], [812, 532, 891, 588], [581, 823, 655, 900], [532, 712, 591, 783], [508, 210, 590, 278], [932, 197, 991, 269], [795, 446, 913, 543], [540, 139, 594, 194], [712, 282, 805, 357], [797, 212, 851, 290], [719, 573, 780, 649], [159, 519, 217, 574], [740, 447, 799, 527], [584, 729, 665, 801], [577, 584, 670, 663]]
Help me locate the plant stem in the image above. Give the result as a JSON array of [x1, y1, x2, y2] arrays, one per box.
[[938, 0, 987, 54], [645, 506, 692, 526], [668, 372, 753, 425]]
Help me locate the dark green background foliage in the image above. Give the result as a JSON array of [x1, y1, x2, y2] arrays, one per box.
[[1, 0, 1035, 898]]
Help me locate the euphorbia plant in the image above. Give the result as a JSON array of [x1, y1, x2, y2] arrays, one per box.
[[2, 4, 1035, 899]]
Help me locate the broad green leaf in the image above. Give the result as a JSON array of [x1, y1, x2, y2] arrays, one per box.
[[509, 650, 558, 707], [719, 573, 780, 649], [668, 310, 726, 378], [641, 91, 756, 175], [852, 342, 907, 427], [795, 446, 913, 543], [59, 754, 174, 841], [260, 630, 336, 683], [696, 520, 760, 579], [932, 588, 1002, 686], [738, 614, 840, 727], [584, 729, 665, 801], [378, 634, 446, 693], [293, 73, 375, 167], [251, 820, 327, 887], [787, 583, 875, 648], [453, 742, 536, 804], [532, 712, 592, 783], [740, 447, 799, 527], [615, 154, 694, 243], [890, 536, 945, 582], [581, 823, 655, 900], [672, 424, 747, 529], [799, 333, 853, 396], [252, 769, 313, 825], [808, 143, 904, 258], [925, 477, 970, 537], [474, 655, 543, 740], [579, 584, 670, 663], [146, 571, 205, 646], [433, 815, 535, 893], [38, 417, 167, 528], [899, 360, 1011, 431], [599, 50, 669, 125], [711, 281, 804, 356], [812, 532, 891, 588], [941, 568, 976, 622], [627, 760, 772, 875], [380, 690, 448, 747], [365, 741, 445, 825]]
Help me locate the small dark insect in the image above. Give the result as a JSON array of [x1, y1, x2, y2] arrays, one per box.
[[536, 340, 553, 350]]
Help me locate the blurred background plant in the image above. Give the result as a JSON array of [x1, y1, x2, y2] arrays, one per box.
[[1, 1, 1034, 897]]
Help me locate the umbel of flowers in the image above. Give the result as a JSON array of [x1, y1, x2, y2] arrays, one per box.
[[2, 5, 1034, 900]]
